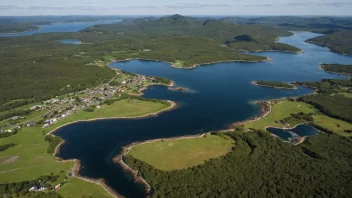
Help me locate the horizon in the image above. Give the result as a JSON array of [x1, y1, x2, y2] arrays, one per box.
[[0, 0, 351, 16]]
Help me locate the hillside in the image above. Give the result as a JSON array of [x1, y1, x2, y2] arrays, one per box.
[[307, 31, 352, 55]]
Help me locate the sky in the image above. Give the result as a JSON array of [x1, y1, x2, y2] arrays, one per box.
[[0, 0, 351, 16]]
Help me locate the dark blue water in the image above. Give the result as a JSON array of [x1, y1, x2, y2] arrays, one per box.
[[60, 39, 82, 45], [54, 32, 352, 197], [0, 20, 120, 37], [267, 124, 319, 141]]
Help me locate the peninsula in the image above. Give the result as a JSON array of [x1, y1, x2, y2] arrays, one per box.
[[252, 81, 297, 89]]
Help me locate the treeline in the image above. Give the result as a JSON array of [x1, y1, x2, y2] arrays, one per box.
[[124, 131, 352, 197], [300, 94, 352, 123], [294, 79, 352, 94], [152, 76, 171, 85], [0, 143, 15, 152], [0, 99, 36, 112], [256, 80, 295, 89], [321, 63, 352, 75], [0, 175, 61, 198], [0, 130, 17, 138], [0, 109, 32, 121], [280, 112, 314, 125], [45, 135, 62, 154]]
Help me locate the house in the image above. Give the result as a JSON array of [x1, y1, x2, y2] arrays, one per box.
[[55, 184, 61, 191], [29, 186, 38, 191], [30, 105, 42, 110]]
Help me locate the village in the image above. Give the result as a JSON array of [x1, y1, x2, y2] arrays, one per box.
[[0, 69, 169, 133]]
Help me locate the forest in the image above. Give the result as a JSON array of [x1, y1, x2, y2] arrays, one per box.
[[306, 30, 352, 55], [124, 131, 352, 198], [300, 94, 352, 123], [321, 63, 352, 75], [255, 81, 295, 89]]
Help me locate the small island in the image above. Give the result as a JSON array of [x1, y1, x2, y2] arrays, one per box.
[[252, 81, 296, 89]]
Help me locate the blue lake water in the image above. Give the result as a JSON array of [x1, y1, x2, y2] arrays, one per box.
[[59, 39, 82, 45], [0, 20, 120, 37], [54, 32, 352, 197], [267, 124, 319, 141]]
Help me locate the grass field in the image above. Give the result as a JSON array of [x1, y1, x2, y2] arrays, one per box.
[[127, 134, 234, 171], [58, 177, 113, 198], [173, 60, 186, 68], [46, 99, 170, 131], [313, 114, 352, 137], [0, 98, 171, 196], [244, 100, 318, 130]]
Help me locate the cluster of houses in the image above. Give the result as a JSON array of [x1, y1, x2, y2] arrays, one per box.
[[1, 72, 157, 131]]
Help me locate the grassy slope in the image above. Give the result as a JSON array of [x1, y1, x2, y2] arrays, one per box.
[[0, 99, 171, 196], [58, 177, 113, 198], [245, 100, 318, 129], [128, 134, 234, 171], [307, 30, 352, 55]]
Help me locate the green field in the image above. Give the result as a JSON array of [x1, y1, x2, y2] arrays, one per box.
[[0, 98, 171, 196], [313, 114, 352, 137], [244, 100, 318, 130], [47, 99, 170, 131], [127, 134, 234, 171], [58, 177, 113, 198]]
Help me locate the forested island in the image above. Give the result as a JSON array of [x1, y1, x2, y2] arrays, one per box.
[[321, 63, 352, 75], [252, 81, 296, 89]]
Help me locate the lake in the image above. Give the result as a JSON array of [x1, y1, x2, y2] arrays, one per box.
[[54, 32, 352, 197], [0, 20, 121, 37]]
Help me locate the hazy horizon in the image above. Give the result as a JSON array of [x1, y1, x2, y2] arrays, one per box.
[[0, 0, 351, 16]]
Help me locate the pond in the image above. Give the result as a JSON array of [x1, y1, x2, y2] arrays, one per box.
[[266, 124, 319, 142]]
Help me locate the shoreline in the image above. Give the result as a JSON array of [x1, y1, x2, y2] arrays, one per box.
[[49, 100, 177, 198], [112, 132, 208, 196], [111, 101, 272, 197], [317, 65, 351, 76], [251, 81, 297, 90], [238, 49, 303, 54], [110, 56, 271, 70]]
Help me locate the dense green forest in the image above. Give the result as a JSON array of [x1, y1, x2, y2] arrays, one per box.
[[0, 175, 61, 198], [83, 15, 298, 53], [124, 131, 352, 198], [300, 94, 352, 123], [321, 63, 352, 75], [255, 81, 295, 89], [306, 30, 352, 55]]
